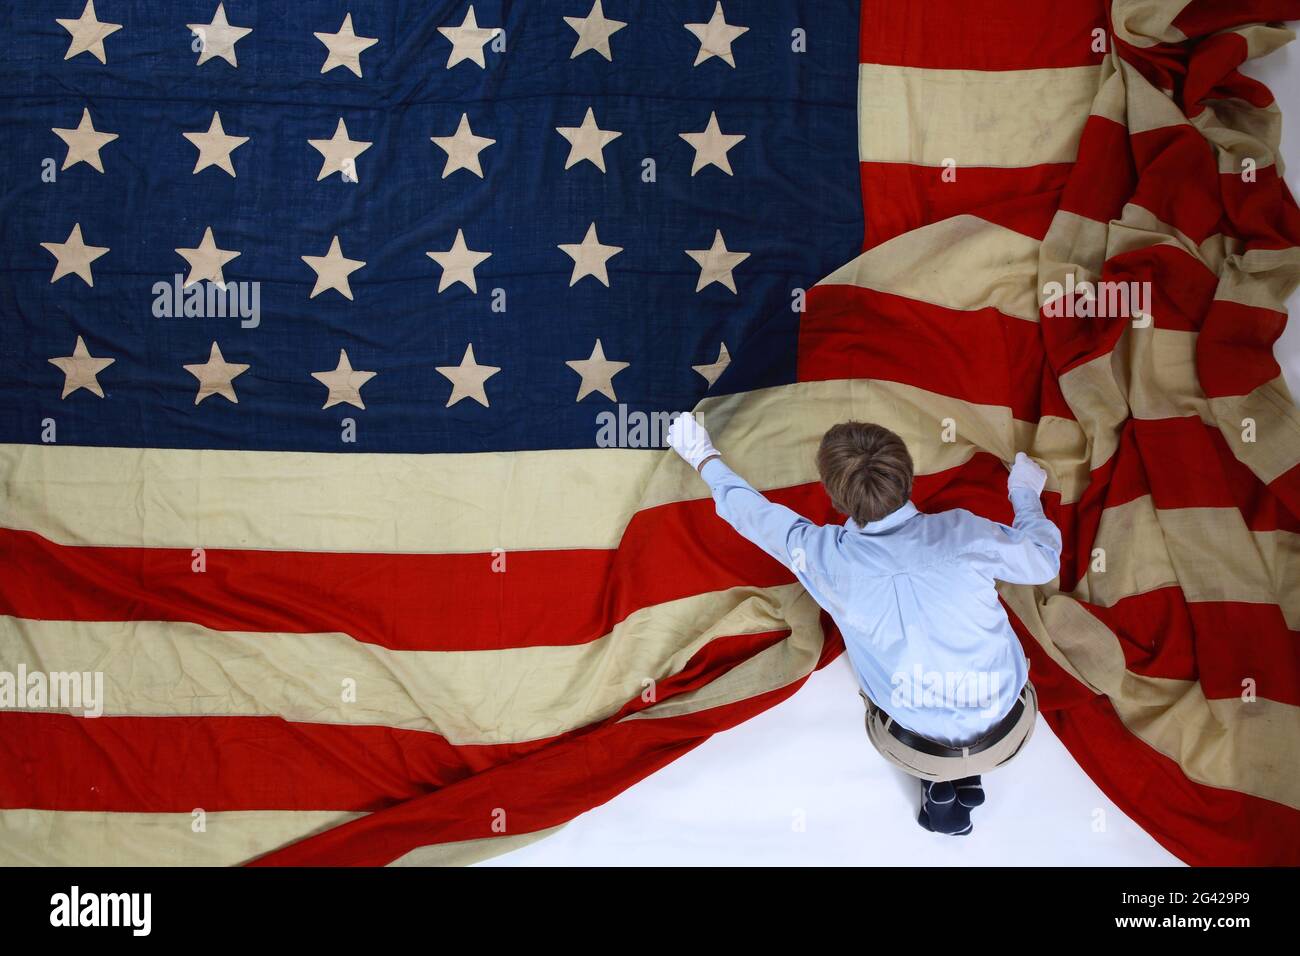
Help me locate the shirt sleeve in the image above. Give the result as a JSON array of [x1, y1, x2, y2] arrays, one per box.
[[968, 487, 1063, 585], [699, 457, 821, 572]]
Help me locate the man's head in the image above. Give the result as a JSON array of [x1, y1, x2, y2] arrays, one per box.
[[816, 422, 914, 525]]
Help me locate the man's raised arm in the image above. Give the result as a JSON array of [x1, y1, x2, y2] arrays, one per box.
[[666, 412, 817, 570]]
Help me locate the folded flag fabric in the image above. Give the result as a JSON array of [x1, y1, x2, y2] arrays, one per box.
[[1, 0, 1297, 866], [812, 0, 1300, 865]]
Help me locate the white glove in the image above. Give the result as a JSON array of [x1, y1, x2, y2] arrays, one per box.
[[666, 412, 719, 471], [1007, 452, 1048, 497]]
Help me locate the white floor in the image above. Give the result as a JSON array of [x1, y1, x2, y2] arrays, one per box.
[[486, 44, 1300, 867]]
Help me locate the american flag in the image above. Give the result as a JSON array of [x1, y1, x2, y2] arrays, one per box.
[[0, 0, 1297, 866]]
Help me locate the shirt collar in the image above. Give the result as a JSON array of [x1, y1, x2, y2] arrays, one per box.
[[846, 501, 918, 534]]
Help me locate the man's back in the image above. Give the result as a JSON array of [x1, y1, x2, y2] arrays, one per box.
[[698, 462, 1062, 747], [805, 504, 1058, 745]]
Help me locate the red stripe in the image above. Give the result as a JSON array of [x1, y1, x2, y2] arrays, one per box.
[[1110, 34, 1186, 97], [860, 162, 1068, 249], [1053, 416, 1298, 591], [797, 284, 1071, 421], [1103, 241, 1218, 332], [1218, 168, 1300, 251], [1185, 601, 1298, 705], [859, 0, 1106, 70], [1183, 33, 1275, 114], [1196, 299, 1288, 398], [1129, 126, 1223, 245], [1082, 589, 1300, 705], [0, 628, 793, 813], [1060, 116, 1136, 224], [0, 507, 794, 652], [0, 711, 537, 813], [1270, 462, 1300, 517], [1132, 416, 1300, 532]]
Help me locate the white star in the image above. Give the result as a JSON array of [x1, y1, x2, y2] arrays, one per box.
[[56, 1, 122, 64], [187, 3, 252, 68], [437, 343, 500, 408], [315, 13, 378, 77], [558, 222, 622, 287], [49, 336, 114, 399], [679, 111, 745, 176], [431, 113, 496, 178], [183, 341, 249, 405], [685, 230, 750, 293], [308, 117, 372, 182], [51, 108, 118, 173], [427, 229, 492, 293], [301, 235, 366, 300], [175, 226, 240, 288], [438, 5, 500, 69], [555, 107, 621, 172], [692, 342, 731, 387], [566, 339, 629, 402], [182, 111, 248, 176], [564, 0, 626, 61], [311, 349, 376, 410], [40, 222, 109, 286], [684, 2, 748, 67]]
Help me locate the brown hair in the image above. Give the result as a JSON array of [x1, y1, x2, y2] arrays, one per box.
[[816, 422, 914, 525]]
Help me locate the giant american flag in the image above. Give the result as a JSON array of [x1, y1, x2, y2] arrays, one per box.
[[0, 0, 1297, 866]]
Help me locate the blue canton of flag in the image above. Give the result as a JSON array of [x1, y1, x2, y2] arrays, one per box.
[[0, 1, 861, 453]]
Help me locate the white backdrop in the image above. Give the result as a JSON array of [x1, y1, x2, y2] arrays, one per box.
[[485, 42, 1300, 867]]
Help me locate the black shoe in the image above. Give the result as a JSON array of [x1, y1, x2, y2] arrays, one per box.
[[954, 775, 985, 809], [917, 780, 972, 836]]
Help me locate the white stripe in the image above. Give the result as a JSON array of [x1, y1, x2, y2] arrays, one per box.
[[1, 378, 1059, 551], [858, 63, 1101, 167]]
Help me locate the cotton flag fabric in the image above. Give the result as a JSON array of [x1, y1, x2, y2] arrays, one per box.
[[0, 0, 1297, 867]]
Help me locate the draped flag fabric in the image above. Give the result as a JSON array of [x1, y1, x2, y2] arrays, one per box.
[[0, 0, 1297, 867]]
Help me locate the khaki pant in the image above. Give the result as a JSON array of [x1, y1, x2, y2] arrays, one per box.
[[861, 681, 1038, 783]]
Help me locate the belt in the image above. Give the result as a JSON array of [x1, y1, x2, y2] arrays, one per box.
[[878, 685, 1028, 759]]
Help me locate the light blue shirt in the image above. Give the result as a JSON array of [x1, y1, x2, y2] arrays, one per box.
[[699, 458, 1062, 747]]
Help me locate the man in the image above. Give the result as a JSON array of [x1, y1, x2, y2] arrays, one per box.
[[666, 413, 1061, 835]]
